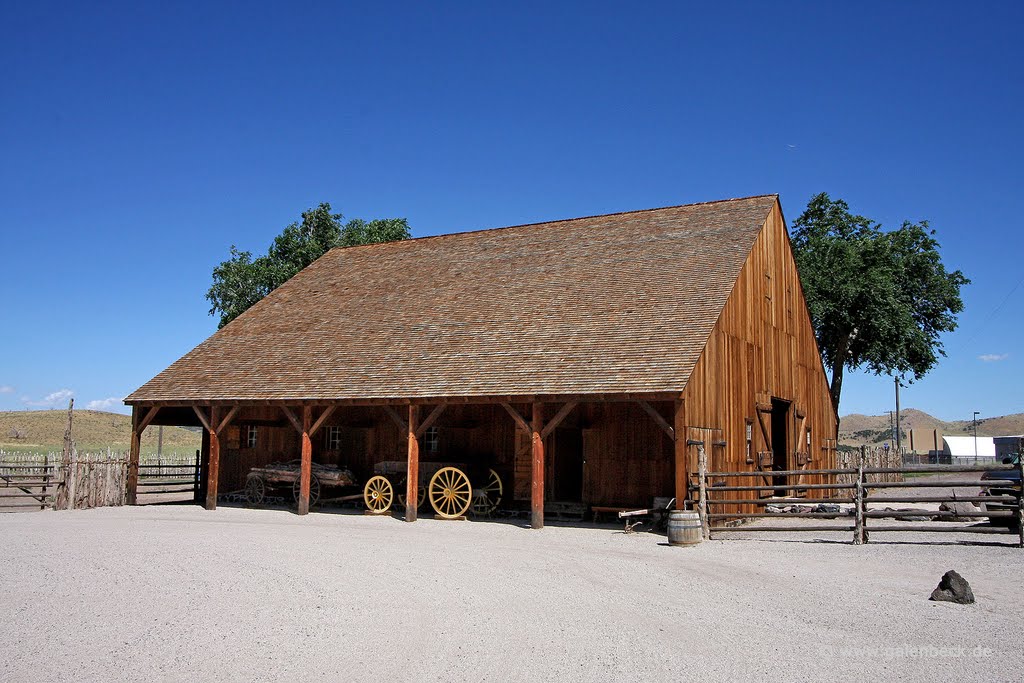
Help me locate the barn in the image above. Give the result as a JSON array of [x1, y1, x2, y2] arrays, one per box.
[[124, 194, 838, 527]]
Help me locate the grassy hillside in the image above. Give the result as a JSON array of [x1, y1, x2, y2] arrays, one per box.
[[0, 409, 201, 454], [839, 409, 1024, 450]]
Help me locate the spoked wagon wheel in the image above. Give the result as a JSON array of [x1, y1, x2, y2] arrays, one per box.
[[471, 469, 503, 516], [396, 480, 428, 511], [293, 474, 321, 507], [364, 475, 394, 514], [245, 474, 266, 505], [429, 467, 473, 519]]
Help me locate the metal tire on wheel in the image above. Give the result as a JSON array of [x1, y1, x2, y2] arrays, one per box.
[[397, 481, 428, 511], [364, 475, 394, 513], [471, 468, 503, 516], [245, 474, 266, 505], [293, 473, 321, 508], [429, 466, 473, 519]]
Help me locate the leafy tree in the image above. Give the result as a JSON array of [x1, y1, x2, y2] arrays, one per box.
[[207, 203, 411, 327], [791, 193, 969, 417]]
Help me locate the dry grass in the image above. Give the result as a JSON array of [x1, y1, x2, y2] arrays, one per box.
[[0, 409, 200, 454]]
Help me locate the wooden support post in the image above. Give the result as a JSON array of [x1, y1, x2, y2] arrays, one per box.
[[406, 404, 420, 522], [298, 406, 312, 516], [205, 407, 220, 511], [127, 405, 141, 506], [697, 442, 709, 540], [673, 399, 687, 506], [854, 445, 865, 545], [531, 402, 544, 529]]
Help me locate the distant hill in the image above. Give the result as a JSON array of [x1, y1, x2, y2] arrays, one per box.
[[0, 409, 201, 454], [839, 409, 1024, 451]]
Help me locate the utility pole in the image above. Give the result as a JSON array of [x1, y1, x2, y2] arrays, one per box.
[[973, 411, 980, 461], [894, 376, 902, 455]]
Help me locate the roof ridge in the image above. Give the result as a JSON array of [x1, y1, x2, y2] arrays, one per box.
[[329, 194, 778, 252]]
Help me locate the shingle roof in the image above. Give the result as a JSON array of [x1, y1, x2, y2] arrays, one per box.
[[126, 195, 778, 404]]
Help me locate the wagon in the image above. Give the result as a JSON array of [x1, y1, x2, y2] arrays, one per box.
[[245, 460, 357, 507], [362, 460, 504, 518]]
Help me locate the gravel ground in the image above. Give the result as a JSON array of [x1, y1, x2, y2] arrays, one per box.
[[2, 506, 1022, 682]]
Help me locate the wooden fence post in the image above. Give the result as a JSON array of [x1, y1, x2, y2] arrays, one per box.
[[697, 442, 709, 540], [68, 447, 77, 511], [41, 453, 49, 510], [854, 445, 865, 545]]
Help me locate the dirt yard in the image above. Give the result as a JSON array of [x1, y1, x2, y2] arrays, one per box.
[[2, 506, 1022, 682]]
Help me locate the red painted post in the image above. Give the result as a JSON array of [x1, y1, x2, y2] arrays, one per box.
[[298, 406, 312, 515], [531, 402, 544, 529], [406, 405, 419, 522]]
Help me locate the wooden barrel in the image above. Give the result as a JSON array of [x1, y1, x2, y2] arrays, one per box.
[[667, 510, 702, 546]]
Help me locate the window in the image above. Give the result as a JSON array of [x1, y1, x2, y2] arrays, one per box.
[[244, 425, 258, 449], [325, 425, 342, 450], [424, 426, 439, 455]]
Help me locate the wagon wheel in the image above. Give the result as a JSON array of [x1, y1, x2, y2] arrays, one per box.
[[364, 475, 394, 514], [471, 468, 503, 516], [292, 473, 321, 508], [245, 474, 265, 505], [396, 480, 429, 511], [429, 467, 473, 519]]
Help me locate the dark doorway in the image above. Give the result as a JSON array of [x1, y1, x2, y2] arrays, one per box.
[[771, 398, 790, 487], [553, 428, 584, 502]]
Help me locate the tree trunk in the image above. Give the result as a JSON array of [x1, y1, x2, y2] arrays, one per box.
[[829, 333, 851, 422]]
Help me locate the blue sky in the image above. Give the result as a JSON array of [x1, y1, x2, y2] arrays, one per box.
[[1, 1, 1021, 422]]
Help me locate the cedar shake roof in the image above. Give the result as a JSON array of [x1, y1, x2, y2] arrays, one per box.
[[126, 195, 778, 404]]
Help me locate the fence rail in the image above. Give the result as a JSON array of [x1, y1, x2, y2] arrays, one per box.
[[0, 450, 201, 512], [690, 443, 1024, 546]]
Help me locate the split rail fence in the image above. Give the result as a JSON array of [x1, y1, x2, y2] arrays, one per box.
[[689, 444, 1024, 546], [0, 450, 201, 512]]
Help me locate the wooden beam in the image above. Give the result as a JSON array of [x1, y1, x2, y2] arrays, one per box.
[[309, 405, 337, 437], [531, 402, 544, 530], [415, 403, 447, 439], [673, 399, 688, 505], [501, 402, 531, 436], [137, 406, 161, 434], [382, 406, 407, 433], [192, 406, 213, 433], [297, 406, 312, 515], [216, 405, 240, 434], [406, 405, 419, 523], [637, 400, 674, 440], [540, 401, 578, 439], [126, 406, 141, 505], [205, 407, 220, 510], [280, 406, 303, 434]]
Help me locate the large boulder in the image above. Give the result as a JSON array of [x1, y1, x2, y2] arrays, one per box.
[[930, 570, 975, 604], [938, 501, 979, 522]]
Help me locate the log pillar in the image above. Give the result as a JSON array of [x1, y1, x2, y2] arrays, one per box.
[[205, 407, 220, 511], [126, 406, 141, 505], [531, 402, 544, 529], [673, 398, 687, 506], [406, 404, 419, 522], [298, 406, 313, 516]]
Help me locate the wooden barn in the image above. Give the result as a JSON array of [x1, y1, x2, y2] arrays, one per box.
[[124, 194, 838, 527]]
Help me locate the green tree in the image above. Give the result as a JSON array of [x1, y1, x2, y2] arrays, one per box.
[[790, 193, 969, 416], [207, 203, 411, 327]]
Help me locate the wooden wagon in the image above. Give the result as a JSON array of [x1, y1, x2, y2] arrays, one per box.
[[245, 460, 357, 507], [362, 460, 504, 518]]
